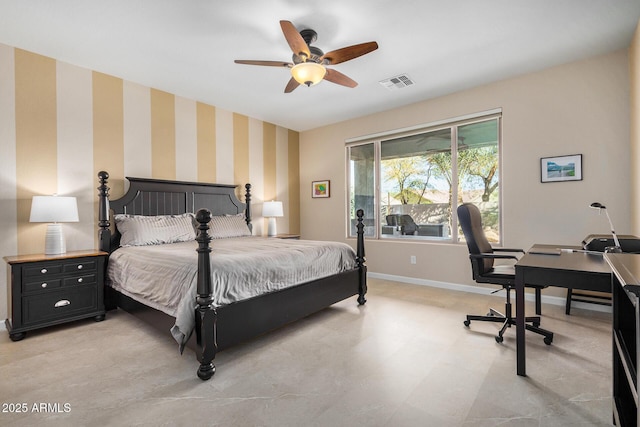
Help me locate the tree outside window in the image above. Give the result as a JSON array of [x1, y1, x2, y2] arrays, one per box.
[[348, 115, 500, 243]]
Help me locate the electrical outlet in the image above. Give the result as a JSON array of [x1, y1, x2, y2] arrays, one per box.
[[410, 255, 416, 264]]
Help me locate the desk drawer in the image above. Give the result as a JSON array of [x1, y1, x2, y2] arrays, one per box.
[[22, 285, 98, 325]]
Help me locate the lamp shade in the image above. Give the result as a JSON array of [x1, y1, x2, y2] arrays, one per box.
[[291, 62, 326, 87], [30, 195, 78, 255], [262, 201, 283, 218], [30, 195, 79, 223]]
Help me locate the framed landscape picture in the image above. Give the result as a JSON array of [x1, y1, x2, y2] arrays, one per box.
[[540, 154, 582, 183], [312, 180, 330, 198]]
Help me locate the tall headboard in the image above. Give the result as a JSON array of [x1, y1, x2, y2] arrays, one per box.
[[97, 171, 252, 252]]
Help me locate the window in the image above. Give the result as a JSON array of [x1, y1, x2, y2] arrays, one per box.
[[347, 113, 501, 244]]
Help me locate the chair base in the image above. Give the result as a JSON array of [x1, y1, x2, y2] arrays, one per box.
[[464, 308, 554, 345]]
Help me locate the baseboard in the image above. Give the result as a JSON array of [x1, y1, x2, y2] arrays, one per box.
[[367, 272, 612, 314]]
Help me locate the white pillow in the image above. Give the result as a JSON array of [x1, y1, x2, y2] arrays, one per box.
[[115, 213, 196, 247], [208, 213, 251, 239]]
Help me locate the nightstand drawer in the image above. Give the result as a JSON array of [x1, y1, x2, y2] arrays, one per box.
[[23, 278, 62, 293], [63, 274, 96, 287], [64, 260, 96, 273], [23, 262, 63, 278], [22, 285, 98, 325]]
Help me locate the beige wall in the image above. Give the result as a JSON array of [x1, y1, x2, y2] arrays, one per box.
[[0, 44, 300, 322], [1, 35, 637, 322], [631, 21, 640, 234], [300, 49, 631, 296]]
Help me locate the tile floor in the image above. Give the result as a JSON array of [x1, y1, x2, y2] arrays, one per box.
[[0, 278, 613, 426]]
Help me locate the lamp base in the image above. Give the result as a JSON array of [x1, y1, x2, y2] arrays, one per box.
[[44, 223, 66, 255], [267, 218, 277, 237]]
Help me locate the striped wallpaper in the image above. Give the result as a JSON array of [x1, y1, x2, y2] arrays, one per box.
[[0, 44, 300, 321]]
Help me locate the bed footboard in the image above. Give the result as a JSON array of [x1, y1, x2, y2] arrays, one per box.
[[192, 207, 367, 381]]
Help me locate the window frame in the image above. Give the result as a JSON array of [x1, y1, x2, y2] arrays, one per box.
[[346, 109, 503, 245]]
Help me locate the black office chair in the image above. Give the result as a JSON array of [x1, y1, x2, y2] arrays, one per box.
[[457, 203, 553, 345]]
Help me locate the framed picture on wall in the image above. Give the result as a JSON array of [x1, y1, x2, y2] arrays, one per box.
[[540, 154, 582, 183], [312, 180, 330, 198]]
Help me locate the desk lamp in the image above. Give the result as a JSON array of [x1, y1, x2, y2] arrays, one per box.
[[590, 202, 621, 252], [262, 201, 283, 237], [30, 195, 79, 254]]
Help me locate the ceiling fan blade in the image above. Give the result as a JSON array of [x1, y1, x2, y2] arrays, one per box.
[[234, 60, 292, 68], [280, 20, 311, 59], [284, 77, 300, 93], [324, 69, 357, 88], [321, 41, 379, 65]]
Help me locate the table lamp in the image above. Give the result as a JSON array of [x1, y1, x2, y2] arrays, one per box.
[[30, 195, 79, 254], [589, 202, 621, 251], [262, 201, 283, 237]]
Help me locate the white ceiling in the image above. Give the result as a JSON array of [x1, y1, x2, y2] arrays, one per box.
[[1, 1, 639, 131]]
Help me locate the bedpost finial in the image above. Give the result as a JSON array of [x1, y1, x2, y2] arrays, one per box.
[[196, 208, 212, 226], [97, 171, 111, 253], [98, 171, 110, 200], [244, 183, 252, 203]]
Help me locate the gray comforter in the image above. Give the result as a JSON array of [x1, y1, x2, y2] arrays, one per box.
[[107, 237, 357, 346]]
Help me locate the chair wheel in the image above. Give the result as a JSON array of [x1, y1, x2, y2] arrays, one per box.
[[544, 337, 553, 345], [495, 335, 503, 343], [463, 320, 470, 327], [486, 312, 493, 317], [533, 321, 540, 327]]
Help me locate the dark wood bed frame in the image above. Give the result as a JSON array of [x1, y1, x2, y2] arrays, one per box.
[[97, 171, 367, 380]]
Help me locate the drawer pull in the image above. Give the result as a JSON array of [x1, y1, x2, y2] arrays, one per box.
[[77, 278, 83, 283], [77, 265, 83, 270], [41, 268, 47, 274], [41, 283, 48, 288], [54, 300, 70, 308]]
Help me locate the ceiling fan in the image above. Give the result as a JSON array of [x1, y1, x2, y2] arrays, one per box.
[[234, 20, 378, 93]]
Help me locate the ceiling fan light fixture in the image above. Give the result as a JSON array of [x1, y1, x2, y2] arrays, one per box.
[[291, 62, 326, 87]]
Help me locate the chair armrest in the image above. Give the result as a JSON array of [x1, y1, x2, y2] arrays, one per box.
[[493, 248, 525, 254], [470, 253, 519, 261]]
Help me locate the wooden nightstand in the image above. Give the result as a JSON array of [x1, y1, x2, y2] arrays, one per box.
[[273, 234, 300, 240], [4, 250, 108, 341]]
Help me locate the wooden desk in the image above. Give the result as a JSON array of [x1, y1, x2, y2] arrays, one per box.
[[514, 244, 611, 376]]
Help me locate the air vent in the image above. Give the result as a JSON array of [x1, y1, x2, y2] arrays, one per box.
[[379, 74, 415, 90]]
